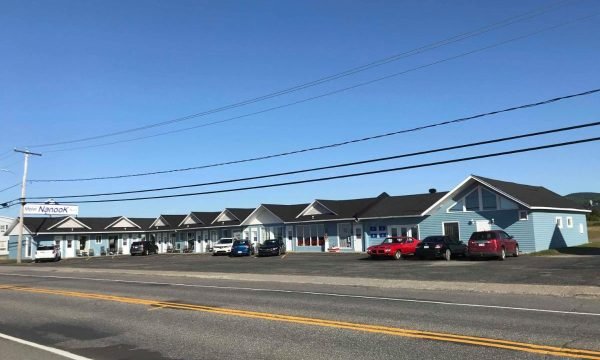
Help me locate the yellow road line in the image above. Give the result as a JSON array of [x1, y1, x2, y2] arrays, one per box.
[[1, 284, 599, 359]]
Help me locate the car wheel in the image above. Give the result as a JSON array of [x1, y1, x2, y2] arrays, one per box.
[[444, 249, 451, 261], [393, 251, 402, 260], [513, 246, 519, 257], [418, 256, 424, 260], [34, 259, 39, 263], [499, 248, 506, 261]]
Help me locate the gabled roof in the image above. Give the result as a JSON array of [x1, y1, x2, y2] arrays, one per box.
[[263, 203, 310, 222], [212, 208, 254, 226], [177, 211, 222, 229], [358, 192, 448, 219], [472, 175, 588, 211], [295, 193, 389, 222], [150, 214, 187, 229], [422, 175, 589, 215], [104, 216, 142, 230], [47, 216, 92, 230]]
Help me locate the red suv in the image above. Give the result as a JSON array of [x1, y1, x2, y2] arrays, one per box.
[[468, 230, 519, 261]]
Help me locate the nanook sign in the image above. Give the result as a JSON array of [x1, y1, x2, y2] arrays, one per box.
[[24, 204, 79, 216]]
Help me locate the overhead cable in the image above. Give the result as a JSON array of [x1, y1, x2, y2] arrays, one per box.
[[27, 121, 600, 200], [25, 0, 574, 149], [30, 88, 600, 182], [39, 137, 600, 204]]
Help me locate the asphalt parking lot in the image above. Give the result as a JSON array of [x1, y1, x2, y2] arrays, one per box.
[[17, 252, 600, 287]]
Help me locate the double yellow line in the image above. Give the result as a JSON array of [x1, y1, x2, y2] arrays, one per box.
[[1, 284, 599, 359]]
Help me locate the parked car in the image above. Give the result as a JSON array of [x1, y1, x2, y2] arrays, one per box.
[[367, 237, 421, 260], [258, 239, 286, 257], [415, 236, 467, 261], [230, 239, 254, 257], [212, 238, 235, 255], [34, 244, 61, 262], [468, 230, 519, 261], [130, 240, 158, 256]]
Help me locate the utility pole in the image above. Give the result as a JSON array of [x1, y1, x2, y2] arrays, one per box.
[[15, 149, 42, 264]]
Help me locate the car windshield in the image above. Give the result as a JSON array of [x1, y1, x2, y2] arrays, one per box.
[[132, 241, 142, 246], [422, 236, 445, 243], [470, 232, 497, 241], [263, 240, 278, 246], [37, 245, 54, 250], [218, 239, 233, 244], [233, 240, 248, 246]]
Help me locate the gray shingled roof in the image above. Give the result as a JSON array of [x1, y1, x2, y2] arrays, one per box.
[[358, 192, 448, 218], [262, 204, 310, 222], [473, 175, 586, 210], [295, 193, 389, 222]]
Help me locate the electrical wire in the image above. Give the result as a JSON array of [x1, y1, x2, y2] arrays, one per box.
[[29, 88, 600, 182], [41, 137, 600, 204], [39, 12, 598, 154], [25, 0, 575, 149], [27, 121, 600, 200], [0, 183, 20, 194]]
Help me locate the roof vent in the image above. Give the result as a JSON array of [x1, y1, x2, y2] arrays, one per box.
[[428, 188, 437, 194]]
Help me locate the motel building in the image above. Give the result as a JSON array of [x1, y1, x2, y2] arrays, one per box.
[[3, 175, 590, 260]]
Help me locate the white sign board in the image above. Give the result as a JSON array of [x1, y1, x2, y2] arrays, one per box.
[[24, 204, 79, 216]]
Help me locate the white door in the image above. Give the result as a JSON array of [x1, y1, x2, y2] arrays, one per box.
[[285, 226, 294, 252], [353, 224, 363, 252], [476, 220, 491, 232], [65, 236, 75, 258]]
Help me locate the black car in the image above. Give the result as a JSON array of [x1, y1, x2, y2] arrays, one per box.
[[257, 239, 286, 257], [414, 236, 467, 261], [130, 240, 158, 256]]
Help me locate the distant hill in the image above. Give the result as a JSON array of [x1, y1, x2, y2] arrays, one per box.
[[565, 192, 600, 208]]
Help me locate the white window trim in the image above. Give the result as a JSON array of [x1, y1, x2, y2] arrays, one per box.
[[518, 210, 528, 221], [579, 223, 584, 234], [566, 217, 573, 228], [555, 217, 563, 229], [447, 186, 502, 213]]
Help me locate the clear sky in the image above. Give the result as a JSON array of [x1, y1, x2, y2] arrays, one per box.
[[0, 0, 599, 218]]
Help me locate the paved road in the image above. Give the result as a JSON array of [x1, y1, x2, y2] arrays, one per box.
[[0, 267, 598, 359], [15, 252, 600, 286]]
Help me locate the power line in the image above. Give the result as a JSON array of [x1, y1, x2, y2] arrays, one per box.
[[30, 88, 600, 182], [40, 137, 600, 204], [0, 183, 20, 194], [27, 121, 600, 200], [25, 0, 575, 150], [41, 12, 598, 154]]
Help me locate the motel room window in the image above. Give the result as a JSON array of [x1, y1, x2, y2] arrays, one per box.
[[555, 217, 563, 229], [566, 217, 573, 228], [519, 210, 528, 221], [96, 235, 102, 244], [296, 224, 325, 246], [481, 189, 497, 210], [67, 240, 72, 248], [465, 190, 479, 211], [79, 236, 87, 250], [411, 226, 419, 239], [287, 228, 293, 241]]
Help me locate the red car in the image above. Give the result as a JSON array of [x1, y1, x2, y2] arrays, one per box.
[[468, 230, 519, 261], [367, 237, 421, 260]]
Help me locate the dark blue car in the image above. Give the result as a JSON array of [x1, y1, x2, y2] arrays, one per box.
[[230, 239, 254, 257]]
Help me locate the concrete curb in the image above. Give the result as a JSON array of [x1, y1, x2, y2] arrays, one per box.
[[6, 266, 600, 298]]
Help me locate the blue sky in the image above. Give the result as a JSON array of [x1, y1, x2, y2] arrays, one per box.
[[0, 0, 599, 218]]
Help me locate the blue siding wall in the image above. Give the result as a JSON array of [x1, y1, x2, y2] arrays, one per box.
[[7, 235, 36, 260], [422, 208, 536, 253], [531, 212, 589, 251]]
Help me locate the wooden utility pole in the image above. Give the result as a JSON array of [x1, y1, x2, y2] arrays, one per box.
[[14, 149, 41, 264]]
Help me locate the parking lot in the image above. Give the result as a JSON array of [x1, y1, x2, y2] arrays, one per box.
[[21, 252, 600, 287]]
